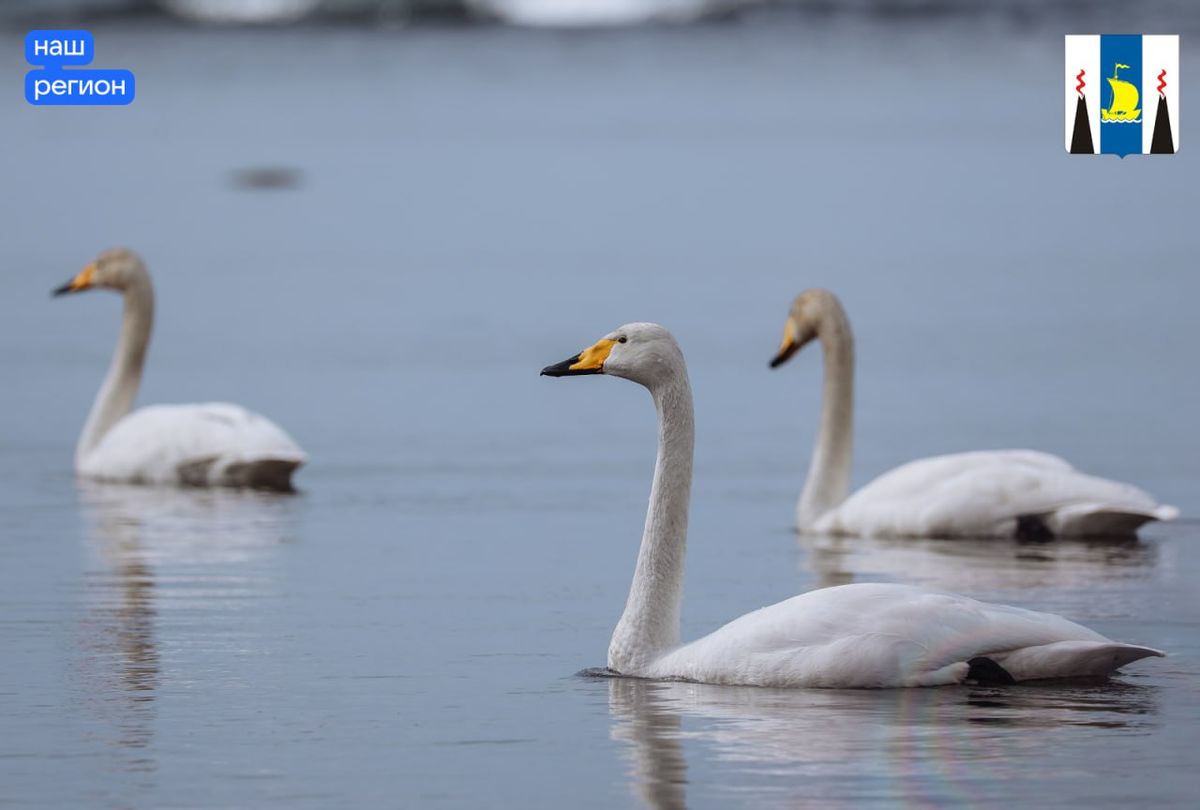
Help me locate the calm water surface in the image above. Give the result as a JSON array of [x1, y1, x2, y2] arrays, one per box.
[[1, 14, 1198, 809]]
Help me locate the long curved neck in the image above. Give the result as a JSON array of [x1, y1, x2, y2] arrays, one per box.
[[798, 304, 854, 529], [77, 277, 154, 464], [609, 369, 694, 674]]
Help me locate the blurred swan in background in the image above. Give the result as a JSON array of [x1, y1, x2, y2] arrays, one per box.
[[53, 248, 306, 491], [542, 322, 1162, 688], [158, 0, 321, 23], [469, 0, 753, 26], [770, 289, 1177, 539]]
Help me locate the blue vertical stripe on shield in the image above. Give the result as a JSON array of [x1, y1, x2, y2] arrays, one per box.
[[1099, 35, 1142, 157]]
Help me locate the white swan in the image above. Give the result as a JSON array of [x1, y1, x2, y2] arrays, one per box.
[[541, 322, 1163, 688], [53, 248, 306, 491], [770, 289, 1178, 539]]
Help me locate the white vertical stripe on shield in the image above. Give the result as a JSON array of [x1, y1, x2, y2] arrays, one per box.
[[1142, 35, 1179, 153], [1065, 35, 1100, 153]]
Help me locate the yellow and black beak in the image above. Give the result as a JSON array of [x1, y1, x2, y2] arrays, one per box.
[[52, 263, 96, 297], [769, 317, 805, 369], [541, 338, 616, 377]]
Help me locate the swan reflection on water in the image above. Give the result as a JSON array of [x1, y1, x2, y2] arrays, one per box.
[[799, 529, 1161, 598], [74, 481, 300, 773], [604, 673, 1159, 810]]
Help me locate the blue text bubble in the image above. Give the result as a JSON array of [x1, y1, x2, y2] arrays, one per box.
[[25, 70, 135, 105], [25, 30, 94, 66]]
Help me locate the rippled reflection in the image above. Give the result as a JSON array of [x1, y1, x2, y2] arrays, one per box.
[[606, 675, 1159, 809], [74, 482, 299, 776], [609, 677, 688, 810], [800, 531, 1160, 597]]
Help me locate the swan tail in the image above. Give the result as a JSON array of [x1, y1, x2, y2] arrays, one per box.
[[222, 457, 305, 492], [1045, 502, 1179, 538], [990, 641, 1164, 682], [177, 454, 305, 492], [1154, 504, 1181, 521]]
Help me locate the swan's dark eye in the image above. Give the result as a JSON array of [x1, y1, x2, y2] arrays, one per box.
[[618, 336, 627, 344]]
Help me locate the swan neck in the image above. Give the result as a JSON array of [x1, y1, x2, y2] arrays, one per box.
[[77, 278, 154, 465], [609, 370, 694, 674], [798, 305, 854, 529]]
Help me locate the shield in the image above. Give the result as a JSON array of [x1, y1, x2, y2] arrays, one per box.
[[1065, 34, 1178, 156]]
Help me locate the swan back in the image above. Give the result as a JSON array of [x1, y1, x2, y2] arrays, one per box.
[[649, 582, 1162, 688], [823, 450, 1175, 538], [80, 403, 306, 490]]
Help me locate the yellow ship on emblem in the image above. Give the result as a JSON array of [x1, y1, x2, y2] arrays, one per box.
[[1102, 62, 1141, 121]]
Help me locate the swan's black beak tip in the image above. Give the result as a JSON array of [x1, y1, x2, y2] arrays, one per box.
[[52, 264, 97, 298], [540, 359, 572, 377], [769, 338, 802, 369], [542, 354, 597, 378]]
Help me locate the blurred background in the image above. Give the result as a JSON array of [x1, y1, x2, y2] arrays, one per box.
[[2, 0, 1199, 28], [3, 2, 1198, 808]]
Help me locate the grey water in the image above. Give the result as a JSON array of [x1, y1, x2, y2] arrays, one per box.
[[2, 12, 1199, 809]]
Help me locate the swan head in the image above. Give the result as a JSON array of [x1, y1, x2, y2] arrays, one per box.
[[541, 322, 684, 388], [52, 248, 148, 296], [769, 288, 844, 368]]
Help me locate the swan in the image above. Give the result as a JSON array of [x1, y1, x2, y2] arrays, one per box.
[[541, 322, 1163, 688], [769, 289, 1178, 539], [467, 0, 743, 27], [52, 248, 306, 491]]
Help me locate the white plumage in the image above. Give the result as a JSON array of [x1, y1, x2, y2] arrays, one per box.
[[54, 248, 305, 491], [542, 322, 1163, 688], [650, 582, 1158, 688], [818, 449, 1178, 538], [78, 402, 306, 489], [771, 290, 1177, 538]]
